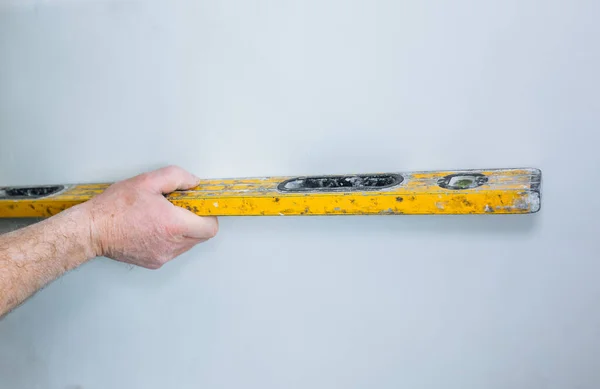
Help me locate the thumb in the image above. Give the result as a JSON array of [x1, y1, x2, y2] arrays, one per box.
[[142, 165, 200, 194]]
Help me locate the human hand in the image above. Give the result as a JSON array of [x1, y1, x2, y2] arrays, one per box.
[[82, 166, 218, 269]]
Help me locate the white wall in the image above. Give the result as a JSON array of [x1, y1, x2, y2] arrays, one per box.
[[1, 0, 599, 388]]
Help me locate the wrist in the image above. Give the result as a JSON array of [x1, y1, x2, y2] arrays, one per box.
[[67, 202, 102, 261]]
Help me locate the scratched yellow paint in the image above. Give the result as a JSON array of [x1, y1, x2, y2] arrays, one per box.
[[0, 168, 541, 217]]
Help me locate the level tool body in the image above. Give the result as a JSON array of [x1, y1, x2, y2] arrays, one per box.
[[0, 168, 541, 218]]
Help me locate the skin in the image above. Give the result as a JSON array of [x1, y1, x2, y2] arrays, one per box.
[[0, 166, 218, 317]]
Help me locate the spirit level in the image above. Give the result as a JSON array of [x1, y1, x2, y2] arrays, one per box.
[[0, 168, 541, 217]]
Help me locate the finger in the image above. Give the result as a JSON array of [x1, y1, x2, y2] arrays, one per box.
[[173, 206, 219, 240], [143, 165, 200, 194]]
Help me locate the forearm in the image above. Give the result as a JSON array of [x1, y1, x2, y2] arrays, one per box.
[[0, 204, 96, 317]]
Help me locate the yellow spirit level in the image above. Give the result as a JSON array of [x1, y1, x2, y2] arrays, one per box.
[[0, 168, 541, 217]]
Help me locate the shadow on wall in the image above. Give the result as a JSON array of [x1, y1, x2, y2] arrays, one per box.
[[230, 214, 539, 237], [0, 214, 539, 237]]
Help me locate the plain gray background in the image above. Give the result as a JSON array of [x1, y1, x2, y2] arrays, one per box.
[[0, 0, 598, 388]]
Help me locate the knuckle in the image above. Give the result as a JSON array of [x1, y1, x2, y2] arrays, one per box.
[[142, 256, 163, 269], [134, 172, 154, 188], [163, 165, 184, 175], [147, 262, 162, 270]]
